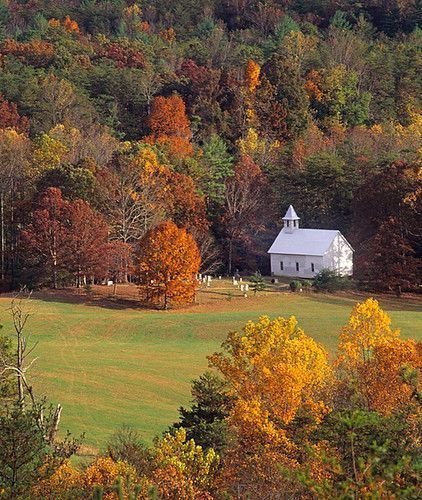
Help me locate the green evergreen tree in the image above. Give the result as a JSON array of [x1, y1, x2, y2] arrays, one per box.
[[250, 271, 266, 294], [170, 371, 232, 454], [201, 134, 234, 208]]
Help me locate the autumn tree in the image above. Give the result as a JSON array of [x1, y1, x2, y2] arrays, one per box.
[[336, 298, 420, 414], [21, 189, 110, 288], [305, 65, 371, 128], [0, 94, 29, 133], [31, 133, 68, 175], [107, 147, 168, 243], [178, 60, 225, 143], [352, 160, 421, 293], [245, 59, 260, 93], [137, 221, 200, 309], [147, 95, 193, 158], [0, 128, 31, 281], [64, 199, 109, 287], [151, 428, 219, 499], [0, 39, 55, 67], [209, 315, 331, 496], [21, 188, 69, 288], [108, 146, 208, 243], [221, 156, 272, 273], [166, 171, 208, 231], [22, 74, 93, 135], [261, 54, 310, 139]]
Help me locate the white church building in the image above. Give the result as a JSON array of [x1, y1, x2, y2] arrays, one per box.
[[268, 205, 354, 279]]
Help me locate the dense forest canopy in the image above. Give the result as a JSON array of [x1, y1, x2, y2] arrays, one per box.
[[0, 0, 420, 291]]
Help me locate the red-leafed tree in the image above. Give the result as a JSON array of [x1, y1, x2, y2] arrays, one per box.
[[97, 42, 145, 69], [21, 188, 70, 288], [64, 199, 110, 286], [0, 95, 29, 134], [22, 188, 111, 288]]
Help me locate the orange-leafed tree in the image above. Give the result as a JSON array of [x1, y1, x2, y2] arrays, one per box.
[[336, 298, 421, 414], [166, 171, 209, 232], [0, 39, 55, 67], [0, 94, 29, 134], [208, 315, 331, 496], [137, 221, 200, 309], [63, 15, 80, 34], [147, 95, 193, 158], [245, 59, 261, 92]]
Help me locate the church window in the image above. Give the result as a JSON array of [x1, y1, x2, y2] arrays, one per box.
[[311, 263, 315, 272], [296, 262, 299, 271], [280, 261, 284, 271]]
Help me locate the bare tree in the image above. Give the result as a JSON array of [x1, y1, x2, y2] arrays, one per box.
[[0, 293, 62, 444], [191, 228, 223, 275], [108, 153, 166, 243], [222, 156, 271, 274]]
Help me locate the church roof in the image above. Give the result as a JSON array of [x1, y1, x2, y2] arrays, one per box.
[[268, 228, 345, 256], [282, 205, 300, 220]]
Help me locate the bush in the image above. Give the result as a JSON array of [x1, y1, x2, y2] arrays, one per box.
[[301, 279, 312, 291], [313, 269, 350, 292], [250, 271, 266, 294], [289, 280, 302, 292]]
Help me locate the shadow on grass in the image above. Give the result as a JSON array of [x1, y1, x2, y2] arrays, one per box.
[[305, 291, 422, 312], [0, 288, 149, 312]]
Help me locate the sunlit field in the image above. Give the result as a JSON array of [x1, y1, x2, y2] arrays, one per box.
[[1, 282, 420, 454]]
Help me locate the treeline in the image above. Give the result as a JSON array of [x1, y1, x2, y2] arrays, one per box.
[[0, 297, 420, 497], [0, 0, 420, 293]]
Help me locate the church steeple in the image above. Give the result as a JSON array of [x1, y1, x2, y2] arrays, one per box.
[[283, 205, 300, 233]]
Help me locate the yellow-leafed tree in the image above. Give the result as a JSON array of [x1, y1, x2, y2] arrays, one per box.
[[336, 298, 420, 414], [209, 315, 331, 495]]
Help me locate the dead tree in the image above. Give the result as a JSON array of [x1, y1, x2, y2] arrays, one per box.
[[0, 292, 62, 444]]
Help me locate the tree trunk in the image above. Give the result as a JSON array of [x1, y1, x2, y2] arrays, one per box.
[[228, 238, 233, 276], [52, 256, 57, 289], [17, 332, 24, 407]]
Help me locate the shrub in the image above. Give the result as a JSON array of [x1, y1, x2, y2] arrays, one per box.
[[289, 280, 302, 292], [250, 271, 266, 294], [300, 279, 312, 291], [313, 269, 350, 292]]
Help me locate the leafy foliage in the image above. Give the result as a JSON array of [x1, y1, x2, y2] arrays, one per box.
[[313, 269, 351, 292], [137, 221, 201, 308]]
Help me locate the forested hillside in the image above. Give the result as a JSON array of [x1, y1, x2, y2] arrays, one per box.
[[0, 0, 420, 292]]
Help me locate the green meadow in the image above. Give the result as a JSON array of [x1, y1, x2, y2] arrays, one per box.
[[0, 290, 420, 452]]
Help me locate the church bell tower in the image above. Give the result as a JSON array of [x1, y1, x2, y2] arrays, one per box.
[[283, 205, 300, 234]]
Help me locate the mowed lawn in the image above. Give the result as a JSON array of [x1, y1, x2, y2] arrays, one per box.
[[0, 288, 420, 452]]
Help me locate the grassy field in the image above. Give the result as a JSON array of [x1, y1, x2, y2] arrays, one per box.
[[0, 283, 420, 454]]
